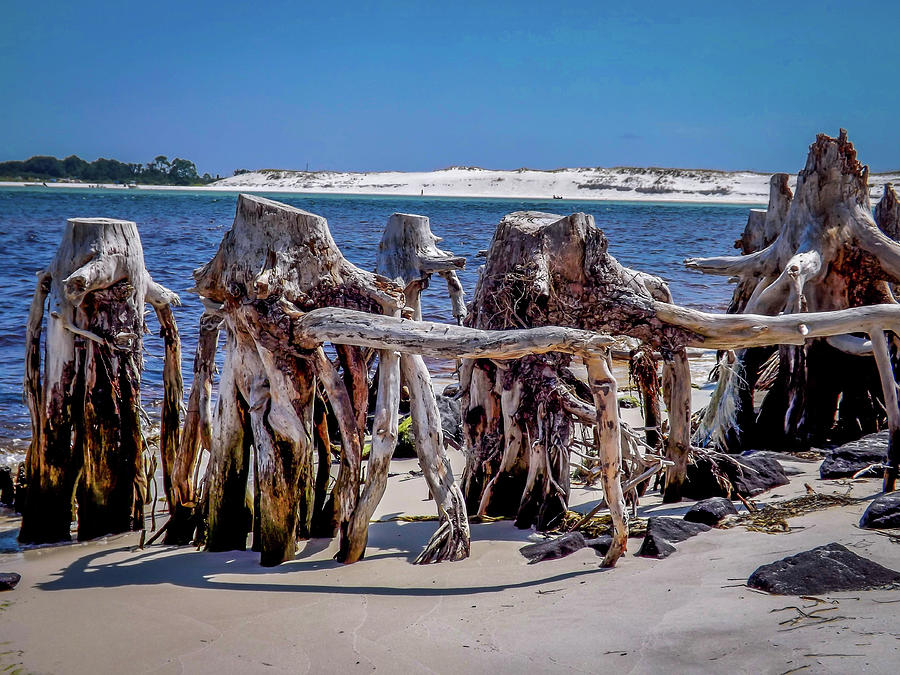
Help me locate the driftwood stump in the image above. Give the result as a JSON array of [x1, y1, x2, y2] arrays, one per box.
[[688, 130, 900, 491], [20, 218, 181, 544], [246, 289, 900, 571], [193, 194, 403, 565], [375, 213, 470, 563], [459, 210, 690, 560]]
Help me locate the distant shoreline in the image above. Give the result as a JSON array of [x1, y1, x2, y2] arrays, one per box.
[[0, 180, 765, 206], [4, 163, 897, 206]]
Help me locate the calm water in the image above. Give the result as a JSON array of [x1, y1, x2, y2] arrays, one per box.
[[0, 186, 757, 462]]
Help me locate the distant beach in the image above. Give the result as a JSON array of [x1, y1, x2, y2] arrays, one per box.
[[5, 164, 899, 204]]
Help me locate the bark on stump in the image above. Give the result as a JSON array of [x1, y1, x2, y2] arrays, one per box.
[[194, 194, 403, 566], [21, 218, 181, 544], [165, 306, 221, 544], [261, 289, 900, 572], [459, 210, 691, 552], [687, 130, 900, 491]]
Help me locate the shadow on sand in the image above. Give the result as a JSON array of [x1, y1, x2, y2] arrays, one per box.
[[34, 519, 610, 597]]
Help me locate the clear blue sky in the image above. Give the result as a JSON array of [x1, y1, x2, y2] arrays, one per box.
[[2, 1, 899, 175]]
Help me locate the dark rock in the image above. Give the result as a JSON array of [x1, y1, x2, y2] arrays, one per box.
[[0, 572, 20, 591], [859, 491, 900, 529], [747, 542, 900, 594], [743, 450, 820, 464], [520, 532, 586, 563], [684, 497, 739, 526], [435, 394, 462, 446], [519, 532, 612, 563], [682, 452, 789, 500], [819, 431, 888, 479], [637, 532, 676, 558], [732, 455, 790, 496], [618, 395, 639, 409], [585, 535, 612, 556], [636, 517, 710, 558], [646, 516, 712, 543], [0, 467, 13, 506], [744, 452, 808, 476], [682, 453, 732, 500], [441, 383, 460, 397]]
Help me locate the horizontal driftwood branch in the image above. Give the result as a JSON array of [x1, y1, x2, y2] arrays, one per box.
[[287, 302, 900, 358], [289, 304, 615, 359], [655, 302, 900, 350]]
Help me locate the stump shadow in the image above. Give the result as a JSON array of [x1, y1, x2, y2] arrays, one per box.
[[35, 519, 608, 597]]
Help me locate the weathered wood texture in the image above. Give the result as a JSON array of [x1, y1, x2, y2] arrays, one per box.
[[376, 213, 470, 563], [686, 131, 900, 491], [585, 353, 628, 565], [459, 210, 692, 521], [20, 218, 180, 544], [196, 194, 403, 565], [180, 173, 900, 571], [166, 307, 221, 544], [377, 212, 467, 322]]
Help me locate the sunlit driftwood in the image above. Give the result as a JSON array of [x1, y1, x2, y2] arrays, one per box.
[[20, 218, 180, 544]]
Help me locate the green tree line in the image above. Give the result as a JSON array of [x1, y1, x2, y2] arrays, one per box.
[[0, 154, 219, 185]]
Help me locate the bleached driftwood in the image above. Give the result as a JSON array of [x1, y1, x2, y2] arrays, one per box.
[[195, 194, 402, 566], [687, 131, 900, 490], [875, 183, 900, 242], [293, 308, 614, 358], [20, 218, 181, 544], [236, 298, 633, 564], [584, 353, 628, 566], [374, 213, 470, 563], [377, 213, 467, 322]]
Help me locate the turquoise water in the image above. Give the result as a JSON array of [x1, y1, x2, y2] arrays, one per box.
[[0, 186, 756, 458]]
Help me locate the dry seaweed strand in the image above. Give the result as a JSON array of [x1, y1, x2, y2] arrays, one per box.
[[731, 492, 860, 533], [554, 510, 648, 539]]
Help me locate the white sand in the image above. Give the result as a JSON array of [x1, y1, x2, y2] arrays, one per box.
[[5, 164, 899, 204]]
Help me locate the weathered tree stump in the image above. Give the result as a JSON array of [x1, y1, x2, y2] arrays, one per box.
[[377, 213, 467, 323], [20, 218, 181, 544], [255, 290, 900, 570], [459, 210, 691, 547], [374, 213, 471, 563], [194, 194, 403, 565], [688, 131, 900, 491], [875, 183, 900, 242]]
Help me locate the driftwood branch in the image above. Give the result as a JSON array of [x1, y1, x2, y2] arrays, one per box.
[[292, 305, 614, 359]]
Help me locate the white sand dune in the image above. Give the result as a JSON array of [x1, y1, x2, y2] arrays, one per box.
[[211, 165, 900, 204], [6, 165, 900, 204]]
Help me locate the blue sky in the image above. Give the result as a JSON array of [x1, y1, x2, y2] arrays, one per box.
[[2, 1, 899, 175]]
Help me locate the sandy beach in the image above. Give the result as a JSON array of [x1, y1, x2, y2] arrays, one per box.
[[2, 376, 898, 674], [4, 164, 899, 205]]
